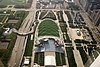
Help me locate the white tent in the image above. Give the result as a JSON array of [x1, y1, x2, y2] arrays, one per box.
[[24, 59, 29, 65]]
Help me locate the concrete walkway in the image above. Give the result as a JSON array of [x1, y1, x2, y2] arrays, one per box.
[[63, 10, 84, 67], [72, 40, 84, 67]]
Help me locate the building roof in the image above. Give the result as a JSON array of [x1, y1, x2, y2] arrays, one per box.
[[35, 38, 64, 53], [45, 56, 56, 66]]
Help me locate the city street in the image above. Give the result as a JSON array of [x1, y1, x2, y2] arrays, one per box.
[[8, 0, 37, 67]]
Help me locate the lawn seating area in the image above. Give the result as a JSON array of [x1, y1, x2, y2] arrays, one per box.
[[34, 52, 44, 66], [66, 47, 77, 67], [38, 19, 59, 37]]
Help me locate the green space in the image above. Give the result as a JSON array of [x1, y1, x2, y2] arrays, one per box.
[[95, 47, 100, 53], [39, 11, 56, 20], [76, 43, 81, 46], [35, 11, 39, 20], [74, 39, 90, 44], [66, 47, 77, 67], [56, 52, 66, 66], [57, 11, 65, 22], [60, 23, 67, 32], [0, 10, 28, 66], [88, 47, 100, 61], [69, 4, 79, 10], [0, 15, 6, 23], [64, 11, 73, 23], [71, 11, 75, 16], [24, 34, 33, 56], [34, 52, 44, 66], [0, 0, 31, 7], [65, 44, 72, 46], [92, 51, 99, 59], [38, 19, 59, 37], [77, 47, 88, 64], [39, 11, 47, 19], [4, 11, 29, 29], [63, 33, 72, 43], [0, 33, 17, 66], [0, 10, 11, 14]]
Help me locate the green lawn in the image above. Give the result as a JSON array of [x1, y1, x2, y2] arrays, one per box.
[[0, 0, 29, 5], [24, 35, 33, 56], [38, 19, 59, 37]]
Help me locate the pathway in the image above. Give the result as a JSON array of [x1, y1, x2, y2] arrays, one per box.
[[63, 10, 84, 67]]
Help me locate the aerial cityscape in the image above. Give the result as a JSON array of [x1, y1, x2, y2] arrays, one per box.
[[0, 0, 100, 67]]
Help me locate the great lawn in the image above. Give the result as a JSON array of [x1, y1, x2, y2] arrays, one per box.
[[38, 19, 59, 37]]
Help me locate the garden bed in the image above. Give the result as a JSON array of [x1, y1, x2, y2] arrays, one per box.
[[24, 34, 33, 56], [56, 52, 66, 66], [34, 52, 44, 66], [66, 47, 77, 67], [77, 47, 88, 64]]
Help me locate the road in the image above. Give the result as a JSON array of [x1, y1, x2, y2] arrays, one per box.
[[75, 0, 100, 42], [8, 0, 37, 67], [0, 6, 82, 12]]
